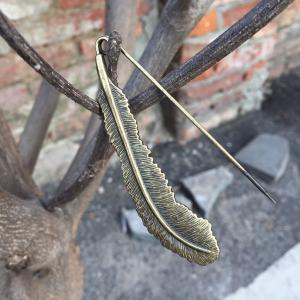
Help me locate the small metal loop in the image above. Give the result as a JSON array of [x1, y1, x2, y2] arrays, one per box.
[[96, 36, 109, 55]]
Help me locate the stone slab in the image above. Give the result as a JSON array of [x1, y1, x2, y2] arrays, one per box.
[[121, 208, 154, 242], [225, 243, 300, 300], [235, 133, 289, 183], [175, 193, 193, 209], [181, 166, 233, 217]]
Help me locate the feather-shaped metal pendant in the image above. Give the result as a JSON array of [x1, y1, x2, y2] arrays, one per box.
[[96, 48, 219, 265]]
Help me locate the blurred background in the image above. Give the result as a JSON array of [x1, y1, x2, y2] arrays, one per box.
[[0, 0, 300, 299]]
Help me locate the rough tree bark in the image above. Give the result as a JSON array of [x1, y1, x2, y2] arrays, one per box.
[[0, 0, 293, 299], [0, 110, 82, 300], [0, 1, 138, 299]]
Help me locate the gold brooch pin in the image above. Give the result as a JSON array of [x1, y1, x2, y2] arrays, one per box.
[[95, 36, 275, 266]]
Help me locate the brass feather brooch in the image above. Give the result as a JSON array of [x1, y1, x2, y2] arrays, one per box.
[[95, 36, 276, 266]]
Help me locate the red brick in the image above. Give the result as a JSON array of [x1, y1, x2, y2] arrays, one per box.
[[223, 1, 258, 28], [185, 72, 244, 100], [178, 92, 242, 141], [20, 8, 104, 48], [181, 43, 232, 82], [254, 21, 278, 38], [277, 1, 300, 28], [135, 19, 144, 37], [268, 62, 285, 79], [38, 41, 79, 70], [191, 61, 231, 83], [72, 8, 104, 32], [0, 84, 32, 111], [192, 68, 217, 82], [213, 91, 242, 113], [190, 90, 241, 115], [61, 61, 97, 88], [0, 54, 36, 88], [243, 60, 267, 81], [181, 43, 207, 62], [190, 10, 218, 36], [138, 0, 151, 16], [58, 0, 99, 9], [217, 38, 275, 71], [79, 37, 95, 60], [0, 41, 78, 88], [213, 0, 235, 5], [183, 38, 275, 84], [17, 14, 71, 47]]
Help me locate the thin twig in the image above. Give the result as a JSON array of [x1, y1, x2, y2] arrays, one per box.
[[124, 0, 214, 98]]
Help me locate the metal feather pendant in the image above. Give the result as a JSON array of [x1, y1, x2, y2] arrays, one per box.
[[96, 46, 219, 265]]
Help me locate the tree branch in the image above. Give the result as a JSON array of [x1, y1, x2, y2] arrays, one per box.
[[44, 0, 293, 209], [129, 0, 294, 112], [105, 0, 138, 88], [18, 80, 59, 174], [44, 0, 212, 209], [0, 189, 67, 270], [0, 110, 41, 198], [124, 0, 214, 98], [0, 10, 99, 114], [0, 0, 293, 117], [0, 0, 293, 209], [45, 31, 123, 209]]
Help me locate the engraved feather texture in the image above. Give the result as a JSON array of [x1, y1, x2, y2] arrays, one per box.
[[96, 55, 219, 265]]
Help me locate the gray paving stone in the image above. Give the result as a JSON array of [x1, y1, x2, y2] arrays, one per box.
[[175, 193, 193, 209], [271, 162, 300, 198], [235, 133, 289, 183], [225, 243, 300, 300], [121, 209, 154, 241], [181, 166, 233, 217]]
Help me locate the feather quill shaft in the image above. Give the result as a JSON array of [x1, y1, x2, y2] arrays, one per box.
[[96, 53, 219, 265]]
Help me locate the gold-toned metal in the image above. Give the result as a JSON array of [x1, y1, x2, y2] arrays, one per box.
[[119, 45, 276, 205], [96, 36, 109, 55], [96, 44, 219, 265]]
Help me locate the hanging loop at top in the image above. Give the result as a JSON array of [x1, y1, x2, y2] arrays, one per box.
[[96, 36, 109, 55]]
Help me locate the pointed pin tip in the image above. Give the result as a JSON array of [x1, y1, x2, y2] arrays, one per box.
[[265, 192, 277, 205], [241, 169, 277, 205]]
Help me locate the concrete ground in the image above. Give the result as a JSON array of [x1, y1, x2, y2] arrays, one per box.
[[77, 68, 300, 300]]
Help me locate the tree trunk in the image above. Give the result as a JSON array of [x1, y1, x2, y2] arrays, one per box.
[[0, 189, 83, 300]]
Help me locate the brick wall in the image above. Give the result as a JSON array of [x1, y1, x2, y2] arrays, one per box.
[[173, 0, 300, 140], [0, 0, 299, 145]]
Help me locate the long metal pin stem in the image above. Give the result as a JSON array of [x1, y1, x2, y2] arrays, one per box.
[[120, 46, 276, 205]]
